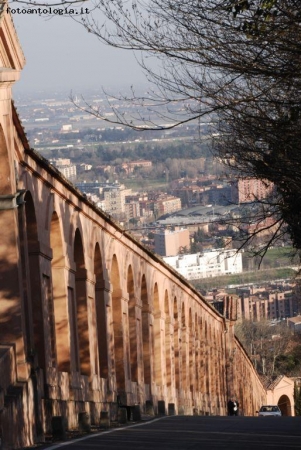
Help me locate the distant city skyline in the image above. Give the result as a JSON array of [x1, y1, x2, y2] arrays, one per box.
[[12, 5, 148, 96]]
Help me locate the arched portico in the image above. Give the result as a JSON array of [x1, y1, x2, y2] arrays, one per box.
[[127, 264, 138, 383], [164, 290, 172, 390], [278, 394, 292, 416], [173, 297, 180, 392], [94, 242, 108, 379], [266, 375, 295, 416], [153, 283, 162, 387], [50, 210, 70, 372], [0, 10, 272, 449], [25, 191, 47, 371], [73, 228, 91, 376], [111, 254, 127, 393]]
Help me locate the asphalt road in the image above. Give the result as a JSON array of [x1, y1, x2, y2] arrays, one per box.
[[46, 416, 301, 450]]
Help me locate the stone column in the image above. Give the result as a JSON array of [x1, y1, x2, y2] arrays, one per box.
[[153, 311, 164, 390], [52, 264, 71, 373], [225, 321, 236, 403], [0, 192, 30, 380], [110, 287, 132, 402], [134, 302, 144, 402], [75, 267, 91, 377], [165, 318, 172, 396], [95, 279, 110, 381]]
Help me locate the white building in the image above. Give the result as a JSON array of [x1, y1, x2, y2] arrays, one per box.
[[61, 124, 73, 132], [163, 249, 243, 280], [50, 158, 71, 166], [57, 164, 77, 181], [50, 158, 77, 181], [103, 183, 132, 216]]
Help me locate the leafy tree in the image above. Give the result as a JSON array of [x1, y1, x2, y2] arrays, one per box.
[[216, 237, 226, 249], [194, 227, 206, 243], [129, 217, 139, 227], [179, 245, 189, 254]]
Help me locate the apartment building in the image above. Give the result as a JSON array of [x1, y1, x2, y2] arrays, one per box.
[[232, 178, 274, 204], [237, 289, 295, 321], [56, 164, 77, 181], [164, 249, 243, 280], [154, 194, 182, 217], [155, 228, 190, 256], [103, 183, 132, 216]]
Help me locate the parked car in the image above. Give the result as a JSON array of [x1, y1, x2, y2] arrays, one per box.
[[257, 405, 282, 417]]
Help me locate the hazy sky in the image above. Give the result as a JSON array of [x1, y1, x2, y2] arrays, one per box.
[[12, 4, 147, 95]]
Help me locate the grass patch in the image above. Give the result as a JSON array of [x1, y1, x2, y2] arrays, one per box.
[[191, 267, 297, 291], [262, 246, 298, 264], [243, 246, 298, 271]]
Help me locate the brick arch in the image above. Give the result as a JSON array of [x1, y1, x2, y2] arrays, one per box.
[[123, 248, 132, 281], [89, 225, 103, 262], [160, 277, 171, 304], [164, 288, 170, 317], [198, 314, 205, 397], [173, 296, 180, 390], [141, 274, 151, 387], [24, 190, 47, 370], [94, 242, 108, 378], [0, 123, 12, 195], [208, 319, 215, 402], [68, 209, 90, 255], [205, 318, 212, 397], [50, 210, 70, 372], [212, 325, 218, 408], [150, 269, 171, 311], [141, 273, 149, 309], [180, 302, 187, 390], [164, 290, 172, 388], [94, 242, 104, 278], [47, 196, 70, 265], [43, 188, 55, 231], [111, 254, 127, 392], [195, 312, 200, 393], [123, 252, 140, 292], [110, 253, 121, 289], [278, 394, 292, 416], [73, 228, 91, 376], [105, 234, 120, 270], [181, 301, 186, 328], [188, 308, 194, 392], [127, 264, 138, 382], [153, 282, 162, 385], [90, 228, 110, 285], [68, 209, 80, 247], [25, 190, 39, 246]]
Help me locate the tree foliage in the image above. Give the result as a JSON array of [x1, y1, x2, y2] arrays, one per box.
[[294, 383, 301, 416], [95, 142, 209, 163], [235, 319, 293, 378]]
